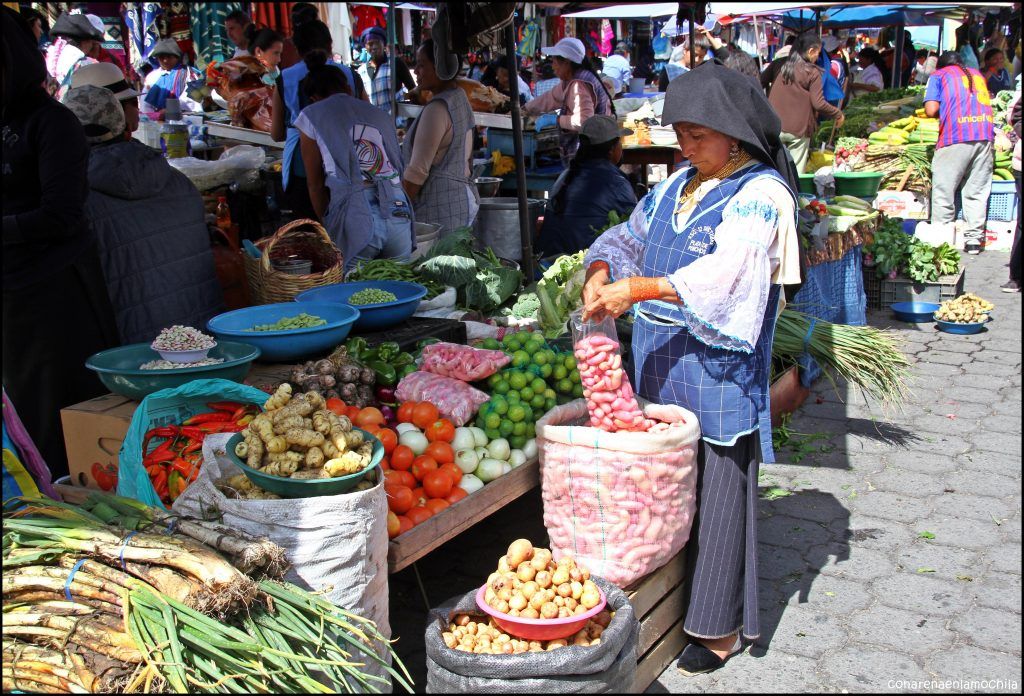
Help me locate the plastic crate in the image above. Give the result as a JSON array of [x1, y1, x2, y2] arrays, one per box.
[[353, 317, 467, 353], [955, 179, 1019, 222], [880, 269, 965, 306], [863, 265, 883, 310]]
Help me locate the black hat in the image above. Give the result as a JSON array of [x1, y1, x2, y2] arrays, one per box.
[[661, 59, 781, 168], [51, 12, 102, 40], [151, 38, 183, 58]]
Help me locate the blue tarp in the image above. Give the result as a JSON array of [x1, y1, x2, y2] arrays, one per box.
[[781, 5, 947, 30]]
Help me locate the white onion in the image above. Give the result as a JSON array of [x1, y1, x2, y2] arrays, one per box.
[[459, 473, 485, 494], [455, 449, 480, 474], [487, 438, 511, 462], [522, 438, 538, 460], [476, 458, 506, 483], [469, 427, 489, 447], [452, 427, 477, 452], [395, 423, 419, 436], [509, 449, 527, 468], [398, 430, 429, 455]]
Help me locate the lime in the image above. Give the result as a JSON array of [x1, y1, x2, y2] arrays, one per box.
[[491, 397, 509, 416], [531, 378, 547, 393], [520, 386, 535, 400], [482, 338, 501, 350], [532, 350, 549, 365], [486, 427, 502, 441], [508, 405, 526, 423], [556, 378, 574, 394], [511, 350, 530, 368], [529, 394, 544, 409], [509, 434, 527, 449], [499, 419, 514, 437], [542, 349, 557, 365], [507, 390, 521, 403], [487, 373, 503, 389], [494, 380, 510, 394], [569, 370, 582, 384], [508, 371, 528, 390], [484, 412, 501, 430], [544, 388, 557, 400], [545, 397, 556, 411], [572, 383, 584, 398], [552, 365, 568, 381], [512, 421, 528, 436], [522, 404, 535, 422], [564, 355, 577, 370], [539, 364, 553, 379]]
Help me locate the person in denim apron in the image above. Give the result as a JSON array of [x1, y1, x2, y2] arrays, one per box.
[[294, 52, 413, 272], [581, 61, 801, 677]]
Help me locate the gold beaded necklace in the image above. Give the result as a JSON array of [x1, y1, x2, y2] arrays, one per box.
[[675, 150, 754, 216]]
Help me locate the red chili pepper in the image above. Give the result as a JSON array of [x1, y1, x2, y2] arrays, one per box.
[[182, 440, 203, 455], [183, 412, 233, 426], [229, 405, 249, 422], [151, 466, 169, 494], [198, 422, 246, 434], [144, 448, 177, 467], [143, 425, 180, 453], [207, 401, 245, 413], [180, 426, 209, 442]]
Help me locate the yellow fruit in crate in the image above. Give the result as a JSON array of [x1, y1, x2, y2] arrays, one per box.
[[807, 150, 834, 171]]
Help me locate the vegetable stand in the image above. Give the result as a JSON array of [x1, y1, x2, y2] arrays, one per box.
[[626, 548, 690, 691], [620, 144, 683, 187]]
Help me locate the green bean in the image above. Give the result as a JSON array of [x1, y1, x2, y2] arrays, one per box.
[[246, 313, 327, 332]]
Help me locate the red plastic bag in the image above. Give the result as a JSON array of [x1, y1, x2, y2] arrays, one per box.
[[395, 371, 490, 426], [419, 342, 510, 382]]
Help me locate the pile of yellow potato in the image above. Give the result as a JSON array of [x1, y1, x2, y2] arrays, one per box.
[[483, 539, 602, 619], [442, 611, 612, 655], [934, 293, 994, 324]]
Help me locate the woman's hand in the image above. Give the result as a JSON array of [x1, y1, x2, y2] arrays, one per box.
[[582, 266, 610, 307], [836, 111, 846, 127], [581, 278, 634, 323]]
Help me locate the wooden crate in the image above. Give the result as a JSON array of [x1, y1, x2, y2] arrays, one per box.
[[626, 549, 690, 691], [388, 458, 540, 573]]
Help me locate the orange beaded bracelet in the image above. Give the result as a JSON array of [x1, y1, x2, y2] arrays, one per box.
[[629, 277, 662, 303]]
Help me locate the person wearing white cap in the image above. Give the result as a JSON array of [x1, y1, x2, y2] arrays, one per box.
[[523, 37, 614, 163], [68, 62, 141, 134]]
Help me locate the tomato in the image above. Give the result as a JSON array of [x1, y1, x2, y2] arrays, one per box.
[[411, 487, 427, 507], [380, 457, 391, 471], [438, 462, 463, 486], [385, 469, 417, 489], [411, 455, 438, 482], [386, 511, 401, 539], [325, 397, 347, 416], [426, 418, 455, 443], [346, 405, 361, 421], [390, 445, 415, 472], [397, 401, 417, 424], [445, 486, 468, 505], [406, 506, 433, 526], [425, 498, 450, 515], [385, 485, 415, 515], [376, 427, 398, 454], [423, 470, 454, 499], [424, 441, 454, 465], [355, 407, 385, 429], [412, 402, 440, 430], [396, 515, 414, 535]]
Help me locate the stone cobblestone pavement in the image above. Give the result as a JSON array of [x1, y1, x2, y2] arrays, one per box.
[[652, 251, 1022, 693]]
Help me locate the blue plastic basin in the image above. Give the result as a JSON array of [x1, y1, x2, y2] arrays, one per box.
[[295, 280, 427, 331], [935, 318, 989, 335], [206, 302, 359, 361], [891, 302, 941, 323], [86, 340, 261, 400]]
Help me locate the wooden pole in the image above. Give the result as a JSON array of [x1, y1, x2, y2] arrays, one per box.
[[892, 21, 905, 88], [505, 24, 535, 282], [389, 0, 398, 120]]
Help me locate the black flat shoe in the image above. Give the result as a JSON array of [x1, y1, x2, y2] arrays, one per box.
[[675, 639, 745, 676]]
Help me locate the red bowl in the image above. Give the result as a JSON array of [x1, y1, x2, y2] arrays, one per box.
[[474, 584, 607, 641]]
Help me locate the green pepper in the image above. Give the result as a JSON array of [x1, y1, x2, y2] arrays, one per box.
[[377, 341, 402, 362], [392, 352, 415, 367], [399, 363, 418, 379], [345, 337, 368, 359], [369, 360, 397, 387], [361, 348, 381, 364]]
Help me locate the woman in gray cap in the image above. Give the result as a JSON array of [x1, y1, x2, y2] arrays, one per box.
[[44, 12, 102, 100], [581, 60, 801, 676], [140, 38, 203, 120]]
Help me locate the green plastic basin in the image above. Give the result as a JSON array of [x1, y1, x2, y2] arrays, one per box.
[[798, 173, 816, 195], [86, 341, 261, 400], [834, 171, 884, 198], [225, 430, 384, 498]]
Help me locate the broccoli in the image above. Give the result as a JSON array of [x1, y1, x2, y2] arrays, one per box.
[[511, 291, 541, 320]]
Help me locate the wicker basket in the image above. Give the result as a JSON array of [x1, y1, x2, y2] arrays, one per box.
[[241, 219, 343, 304]]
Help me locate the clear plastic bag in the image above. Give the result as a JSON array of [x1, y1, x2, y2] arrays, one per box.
[[570, 311, 649, 432], [419, 342, 510, 382], [395, 371, 490, 426], [167, 144, 266, 192]]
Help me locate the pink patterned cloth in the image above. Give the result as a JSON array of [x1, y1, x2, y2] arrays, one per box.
[[2, 389, 60, 501]]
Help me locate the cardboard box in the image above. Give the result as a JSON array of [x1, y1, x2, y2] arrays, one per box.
[[984, 220, 1016, 252], [873, 190, 930, 219], [61, 394, 139, 490]]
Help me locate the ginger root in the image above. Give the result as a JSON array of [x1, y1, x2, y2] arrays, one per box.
[[305, 446, 325, 469], [284, 428, 325, 448], [324, 451, 367, 477], [264, 383, 292, 411]]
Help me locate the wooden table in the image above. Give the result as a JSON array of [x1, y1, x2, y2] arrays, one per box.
[[388, 458, 540, 573], [626, 548, 690, 691], [620, 145, 683, 186]]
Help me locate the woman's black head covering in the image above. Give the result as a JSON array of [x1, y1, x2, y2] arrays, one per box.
[[660, 58, 799, 191]]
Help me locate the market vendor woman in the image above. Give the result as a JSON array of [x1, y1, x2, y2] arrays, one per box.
[[581, 61, 800, 675]]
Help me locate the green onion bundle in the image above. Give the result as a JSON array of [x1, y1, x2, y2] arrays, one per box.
[[773, 309, 911, 406], [3, 497, 413, 693]]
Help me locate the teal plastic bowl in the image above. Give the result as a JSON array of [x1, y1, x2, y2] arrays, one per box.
[[86, 341, 261, 400], [224, 429, 384, 498]]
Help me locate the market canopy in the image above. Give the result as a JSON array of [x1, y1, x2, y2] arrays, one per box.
[[779, 4, 953, 29], [562, 3, 679, 19]]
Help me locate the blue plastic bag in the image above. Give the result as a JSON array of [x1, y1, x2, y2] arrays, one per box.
[[117, 378, 269, 509]]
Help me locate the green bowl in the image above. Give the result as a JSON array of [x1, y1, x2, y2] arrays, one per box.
[[86, 341, 261, 400], [798, 172, 816, 195], [224, 430, 384, 498], [834, 171, 884, 198]]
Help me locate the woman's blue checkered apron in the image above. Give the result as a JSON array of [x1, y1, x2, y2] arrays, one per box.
[[633, 163, 785, 463]]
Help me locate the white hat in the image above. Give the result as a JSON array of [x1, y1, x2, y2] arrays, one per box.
[[822, 35, 842, 53], [542, 37, 585, 65], [70, 62, 140, 100]]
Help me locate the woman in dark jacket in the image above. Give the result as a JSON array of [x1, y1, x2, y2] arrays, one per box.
[[537, 115, 637, 257], [2, 8, 118, 479]]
